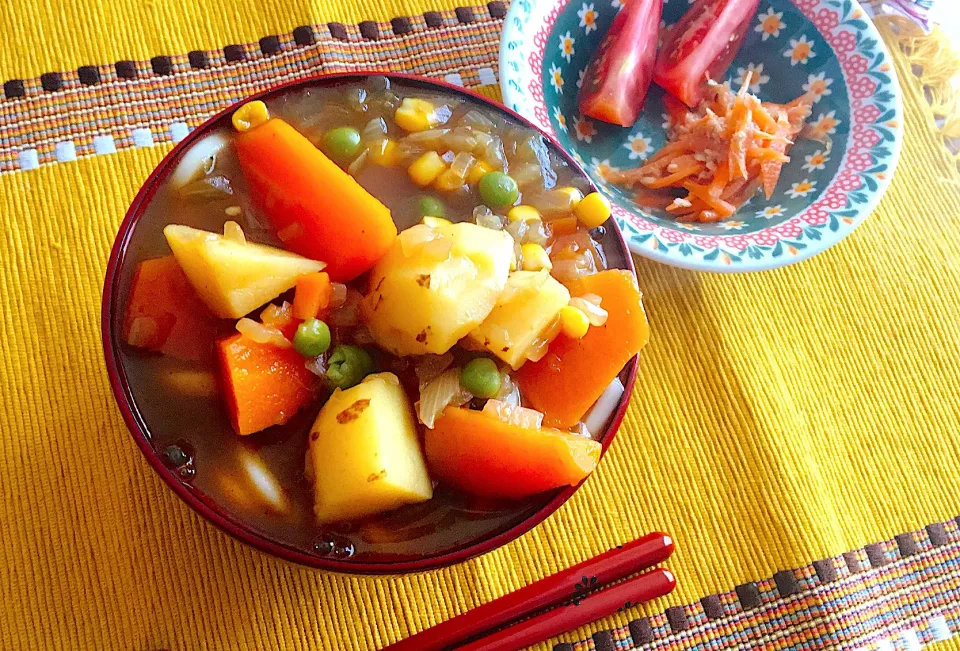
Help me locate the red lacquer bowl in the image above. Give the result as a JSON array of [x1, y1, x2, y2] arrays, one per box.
[[101, 73, 639, 574]]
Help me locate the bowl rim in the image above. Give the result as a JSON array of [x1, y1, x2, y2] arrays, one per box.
[[101, 71, 640, 574], [499, 0, 904, 273]]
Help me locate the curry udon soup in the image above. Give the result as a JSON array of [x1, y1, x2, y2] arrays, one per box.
[[116, 76, 648, 562]]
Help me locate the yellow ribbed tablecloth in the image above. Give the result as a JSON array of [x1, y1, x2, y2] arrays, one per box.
[[2, 1, 960, 650]]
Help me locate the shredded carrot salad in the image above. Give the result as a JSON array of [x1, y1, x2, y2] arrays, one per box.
[[607, 75, 820, 223]]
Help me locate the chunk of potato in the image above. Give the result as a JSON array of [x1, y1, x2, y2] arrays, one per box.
[[164, 224, 325, 319], [361, 222, 514, 356], [307, 373, 432, 523], [467, 270, 570, 369]]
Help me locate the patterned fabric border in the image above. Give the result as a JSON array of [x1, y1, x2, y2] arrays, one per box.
[[5, 3, 957, 648], [0, 2, 507, 174], [556, 517, 960, 651]]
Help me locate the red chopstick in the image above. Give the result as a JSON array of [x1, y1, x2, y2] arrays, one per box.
[[380, 532, 674, 651], [455, 569, 676, 651]]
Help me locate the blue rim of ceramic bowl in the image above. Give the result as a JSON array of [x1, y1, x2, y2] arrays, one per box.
[[500, 0, 903, 272]]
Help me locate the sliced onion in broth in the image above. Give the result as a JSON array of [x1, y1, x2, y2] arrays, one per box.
[[482, 399, 544, 429], [236, 318, 292, 348]]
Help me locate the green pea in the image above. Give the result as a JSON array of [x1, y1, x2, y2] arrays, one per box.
[[325, 345, 374, 390], [478, 171, 520, 208], [294, 319, 331, 357], [460, 358, 501, 399], [322, 127, 362, 162], [419, 195, 446, 218]]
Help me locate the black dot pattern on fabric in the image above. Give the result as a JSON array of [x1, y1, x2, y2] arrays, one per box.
[[628, 618, 653, 645], [223, 45, 245, 62], [188, 50, 209, 69], [666, 606, 689, 632], [115, 60, 137, 79], [488, 1, 507, 18], [359, 21, 379, 40], [895, 533, 918, 557], [259, 35, 281, 55], [151, 56, 173, 76], [3, 79, 25, 99], [843, 551, 862, 574], [40, 72, 62, 92], [293, 26, 315, 45], [700, 595, 724, 619], [735, 583, 761, 610], [591, 630, 614, 651], [78, 66, 100, 85], [813, 558, 838, 583], [865, 544, 887, 568], [927, 522, 949, 547], [541, 518, 960, 649], [328, 23, 349, 40], [1, 4, 515, 104], [391, 17, 412, 35], [773, 570, 800, 597]]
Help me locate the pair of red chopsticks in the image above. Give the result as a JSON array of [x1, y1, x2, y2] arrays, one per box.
[[381, 532, 675, 651]]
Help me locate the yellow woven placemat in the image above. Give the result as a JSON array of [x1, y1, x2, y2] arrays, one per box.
[[2, 1, 960, 650]]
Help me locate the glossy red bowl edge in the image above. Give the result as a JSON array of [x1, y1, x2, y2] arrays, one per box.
[[101, 72, 640, 575]]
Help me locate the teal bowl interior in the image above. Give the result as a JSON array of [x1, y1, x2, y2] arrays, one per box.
[[502, 0, 902, 270]]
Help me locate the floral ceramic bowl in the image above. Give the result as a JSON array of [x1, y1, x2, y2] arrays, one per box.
[[500, 0, 903, 271]]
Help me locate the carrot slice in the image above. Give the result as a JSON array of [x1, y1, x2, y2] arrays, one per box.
[[218, 333, 319, 435], [292, 272, 332, 320], [727, 101, 751, 180], [517, 270, 649, 428], [683, 182, 737, 217], [234, 119, 397, 282], [643, 164, 703, 188], [747, 147, 791, 163], [613, 80, 812, 223], [747, 97, 778, 133], [123, 256, 219, 361], [426, 408, 601, 499], [708, 161, 730, 198], [644, 141, 691, 165], [760, 116, 793, 199]]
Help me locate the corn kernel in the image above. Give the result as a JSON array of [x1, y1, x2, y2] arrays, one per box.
[[231, 100, 270, 132], [520, 243, 552, 272], [369, 139, 399, 167], [422, 216, 452, 228], [408, 151, 448, 187], [507, 205, 541, 223], [559, 305, 590, 339], [395, 98, 438, 133], [557, 186, 584, 210], [434, 168, 467, 192], [574, 192, 611, 229], [467, 160, 493, 185]]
